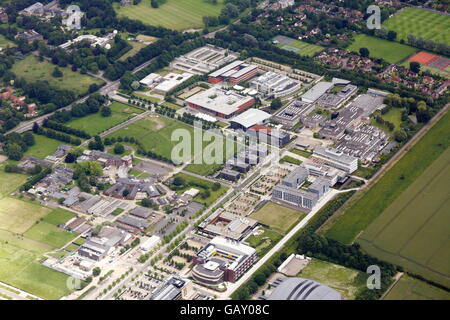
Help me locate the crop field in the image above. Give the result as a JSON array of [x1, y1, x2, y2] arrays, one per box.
[[0, 198, 51, 234], [383, 275, 450, 300], [11, 55, 104, 96], [249, 202, 305, 234], [114, 0, 225, 30], [383, 7, 450, 45], [347, 34, 417, 64], [299, 259, 367, 300], [42, 208, 75, 226], [358, 147, 450, 287], [323, 109, 450, 245], [67, 102, 143, 136]]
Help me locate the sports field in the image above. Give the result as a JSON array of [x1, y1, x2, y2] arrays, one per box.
[[66, 102, 143, 136], [275, 37, 324, 57], [107, 115, 194, 160], [114, 0, 225, 30], [383, 275, 450, 300], [383, 7, 450, 45], [0, 169, 75, 299], [358, 147, 450, 287], [299, 259, 367, 300], [347, 34, 417, 64], [323, 109, 450, 245], [406, 51, 450, 79], [249, 202, 305, 234], [11, 55, 104, 96]]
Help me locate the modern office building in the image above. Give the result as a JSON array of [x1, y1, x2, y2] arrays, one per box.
[[249, 71, 302, 98], [170, 45, 239, 75], [185, 88, 255, 118], [208, 60, 258, 84], [312, 146, 358, 173], [229, 108, 272, 131], [192, 237, 257, 285], [198, 209, 258, 241], [150, 276, 193, 300]]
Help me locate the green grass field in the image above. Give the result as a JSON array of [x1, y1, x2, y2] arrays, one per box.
[[114, 0, 225, 30], [277, 39, 324, 57], [107, 115, 194, 160], [11, 55, 104, 96], [299, 259, 367, 300], [371, 108, 404, 132], [249, 202, 305, 234], [246, 227, 283, 257], [383, 7, 450, 45], [358, 147, 450, 287], [383, 275, 450, 300], [42, 208, 76, 226], [66, 102, 143, 136], [0, 34, 15, 48], [0, 168, 74, 299], [170, 173, 228, 207], [24, 221, 76, 249], [323, 110, 450, 246], [347, 34, 417, 64], [23, 134, 64, 159]]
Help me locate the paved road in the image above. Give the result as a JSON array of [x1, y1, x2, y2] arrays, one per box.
[[7, 56, 157, 135]]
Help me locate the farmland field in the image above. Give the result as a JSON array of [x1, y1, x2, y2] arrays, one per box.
[[249, 202, 305, 234], [11, 55, 104, 96], [323, 109, 450, 245], [383, 275, 450, 300], [358, 146, 450, 287], [24, 221, 76, 249], [383, 7, 450, 45], [114, 0, 225, 30], [66, 102, 143, 136], [347, 34, 417, 64], [299, 259, 367, 300]]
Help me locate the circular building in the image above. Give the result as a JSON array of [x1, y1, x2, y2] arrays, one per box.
[[267, 277, 342, 300]]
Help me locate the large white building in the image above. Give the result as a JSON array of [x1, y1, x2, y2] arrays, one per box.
[[250, 71, 302, 98], [185, 88, 256, 119], [312, 146, 358, 173]]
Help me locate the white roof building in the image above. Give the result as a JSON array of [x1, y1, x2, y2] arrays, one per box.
[[301, 81, 334, 103], [230, 108, 272, 129]]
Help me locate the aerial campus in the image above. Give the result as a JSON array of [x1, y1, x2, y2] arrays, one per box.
[[0, 0, 448, 304]]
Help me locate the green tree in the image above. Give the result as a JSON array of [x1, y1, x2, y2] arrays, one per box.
[[114, 144, 125, 155]]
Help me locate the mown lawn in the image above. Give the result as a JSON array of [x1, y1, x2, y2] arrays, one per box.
[[383, 7, 450, 45], [347, 34, 417, 64], [114, 0, 225, 30], [249, 202, 305, 234], [66, 101, 143, 136]]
